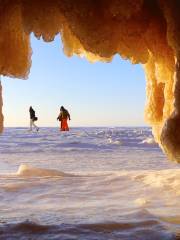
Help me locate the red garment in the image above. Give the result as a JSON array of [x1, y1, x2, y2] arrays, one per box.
[[60, 119, 69, 131]]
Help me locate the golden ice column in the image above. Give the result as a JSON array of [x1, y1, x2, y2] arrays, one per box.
[[0, 79, 3, 133], [157, 0, 180, 161], [161, 55, 180, 161], [0, 2, 31, 133]]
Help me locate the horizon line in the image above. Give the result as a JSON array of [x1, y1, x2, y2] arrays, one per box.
[[4, 125, 149, 128]]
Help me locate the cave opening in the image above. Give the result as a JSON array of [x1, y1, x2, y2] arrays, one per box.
[[1, 35, 146, 128], [0, 1, 180, 162]]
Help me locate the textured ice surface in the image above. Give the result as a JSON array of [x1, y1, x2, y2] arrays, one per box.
[[0, 127, 180, 239]]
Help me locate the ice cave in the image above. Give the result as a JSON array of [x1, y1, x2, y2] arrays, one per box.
[[0, 0, 180, 161]]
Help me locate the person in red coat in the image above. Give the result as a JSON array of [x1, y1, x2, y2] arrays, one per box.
[[57, 106, 71, 131]]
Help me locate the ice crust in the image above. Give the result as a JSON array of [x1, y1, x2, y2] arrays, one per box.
[[0, 1, 180, 161]]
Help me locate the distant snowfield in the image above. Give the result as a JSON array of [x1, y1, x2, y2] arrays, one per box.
[[0, 127, 164, 172], [0, 127, 180, 240]]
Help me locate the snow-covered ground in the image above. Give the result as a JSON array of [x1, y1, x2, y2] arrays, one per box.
[[0, 127, 180, 239]]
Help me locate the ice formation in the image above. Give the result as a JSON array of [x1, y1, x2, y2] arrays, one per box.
[[0, 81, 3, 133], [16, 164, 70, 177], [0, 1, 180, 161]]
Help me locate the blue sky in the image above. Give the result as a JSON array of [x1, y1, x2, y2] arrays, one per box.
[[2, 35, 146, 127]]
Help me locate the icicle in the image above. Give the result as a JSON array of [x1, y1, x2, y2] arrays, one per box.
[[0, 77, 4, 133]]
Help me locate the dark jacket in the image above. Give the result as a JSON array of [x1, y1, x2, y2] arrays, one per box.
[[29, 108, 35, 119]]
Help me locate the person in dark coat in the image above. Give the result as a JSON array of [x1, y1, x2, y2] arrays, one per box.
[[57, 106, 71, 131], [29, 106, 39, 131]]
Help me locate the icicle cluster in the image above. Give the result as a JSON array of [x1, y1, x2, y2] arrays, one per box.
[[0, 0, 180, 161], [0, 81, 3, 132]]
